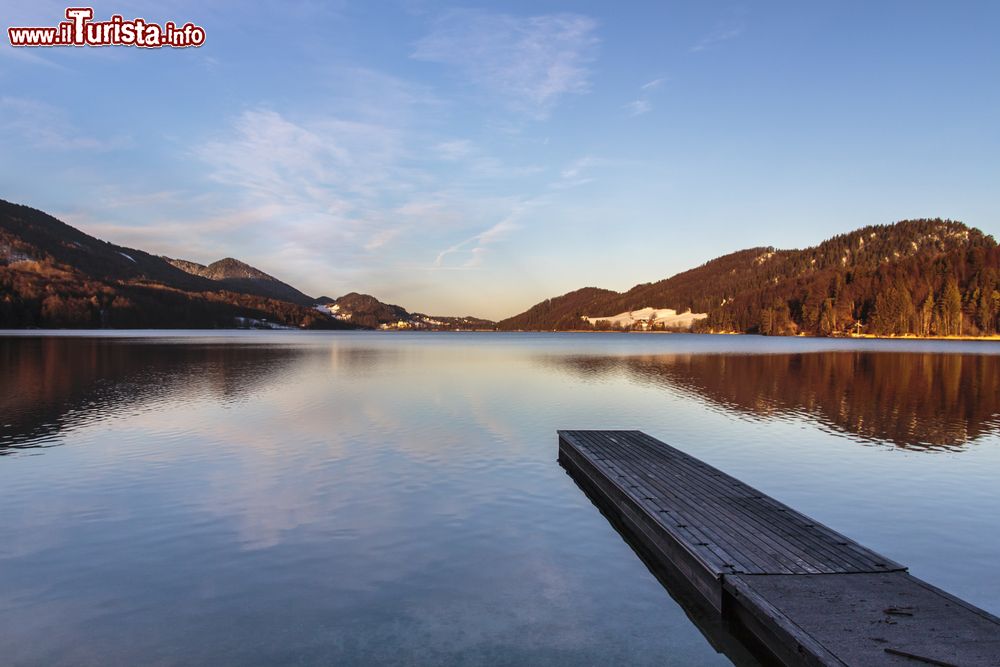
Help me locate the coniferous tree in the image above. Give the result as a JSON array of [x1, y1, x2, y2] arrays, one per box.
[[920, 293, 935, 336], [977, 288, 999, 334], [941, 278, 963, 336]]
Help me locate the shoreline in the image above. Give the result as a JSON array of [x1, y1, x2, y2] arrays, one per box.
[[496, 328, 1000, 341], [3, 327, 999, 341]]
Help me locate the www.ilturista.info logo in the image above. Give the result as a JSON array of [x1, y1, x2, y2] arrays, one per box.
[[8, 7, 205, 48]]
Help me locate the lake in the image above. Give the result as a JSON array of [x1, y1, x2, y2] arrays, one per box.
[[1, 332, 998, 665]]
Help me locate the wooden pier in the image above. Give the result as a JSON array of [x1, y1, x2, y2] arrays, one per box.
[[558, 430, 1000, 666]]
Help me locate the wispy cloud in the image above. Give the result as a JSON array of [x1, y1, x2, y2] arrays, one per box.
[[317, 66, 445, 124], [0, 97, 129, 150], [187, 105, 547, 292], [624, 99, 651, 116], [550, 156, 598, 189], [0, 0, 67, 68], [623, 77, 666, 117], [194, 108, 411, 257], [690, 25, 744, 53], [412, 9, 599, 119], [434, 200, 532, 268], [0, 45, 65, 70], [433, 139, 474, 161], [427, 136, 546, 180], [363, 227, 401, 251], [65, 204, 265, 261]]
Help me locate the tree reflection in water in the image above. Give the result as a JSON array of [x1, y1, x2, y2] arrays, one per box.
[[554, 352, 1000, 451]]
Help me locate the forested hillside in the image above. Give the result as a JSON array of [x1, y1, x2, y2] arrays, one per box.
[[499, 220, 1000, 336], [493, 287, 620, 331], [0, 199, 347, 329]]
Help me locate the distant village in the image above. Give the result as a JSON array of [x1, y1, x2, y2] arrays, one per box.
[[316, 302, 490, 331]]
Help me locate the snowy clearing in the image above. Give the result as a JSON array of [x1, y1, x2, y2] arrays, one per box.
[[583, 307, 707, 329]]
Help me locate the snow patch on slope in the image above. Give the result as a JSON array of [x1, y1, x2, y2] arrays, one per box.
[[583, 307, 707, 329]]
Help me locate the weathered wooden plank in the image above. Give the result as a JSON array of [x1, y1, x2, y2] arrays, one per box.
[[556, 431, 728, 609], [563, 430, 901, 576], [626, 430, 901, 572], [570, 430, 775, 572], [558, 430, 1000, 667], [574, 430, 809, 572], [571, 430, 800, 574], [628, 429, 898, 571], [580, 430, 834, 571], [562, 431, 738, 573], [724, 573, 1000, 666], [608, 431, 854, 573], [624, 431, 872, 570]]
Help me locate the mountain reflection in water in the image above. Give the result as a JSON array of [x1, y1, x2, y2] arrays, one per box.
[[0, 337, 308, 453], [8, 336, 997, 456], [553, 352, 1000, 451]]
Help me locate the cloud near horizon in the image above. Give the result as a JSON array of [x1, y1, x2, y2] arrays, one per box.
[[180, 104, 564, 307]]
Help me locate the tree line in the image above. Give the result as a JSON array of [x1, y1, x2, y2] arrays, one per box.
[[0, 261, 348, 329], [500, 219, 999, 337]]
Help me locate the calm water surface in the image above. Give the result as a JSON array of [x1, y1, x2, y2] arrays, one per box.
[[1, 332, 999, 665]]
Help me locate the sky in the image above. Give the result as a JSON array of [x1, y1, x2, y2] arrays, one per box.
[[1, 1, 998, 319]]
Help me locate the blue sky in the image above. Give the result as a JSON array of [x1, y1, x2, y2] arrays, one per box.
[[2, 1, 998, 318]]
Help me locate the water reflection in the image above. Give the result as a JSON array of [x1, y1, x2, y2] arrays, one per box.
[[0, 337, 306, 453], [1, 333, 741, 666], [8, 337, 999, 456], [2, 334, 999, 664], [553, 352, 1000, 451], [568, 469, 763, 667]]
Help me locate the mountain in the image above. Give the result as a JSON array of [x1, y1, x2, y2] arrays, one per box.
[[493, 287, 619, 331], [499, 219, 1000, 337], [319, 292, 496, 330], [7, 198, 992, 336], [0, 199, 349, 329], [325, 292, 410, 327], [0, 200, 218, 293], [165, 256, 314, 305]]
